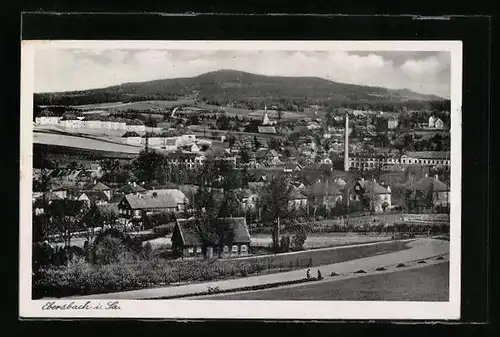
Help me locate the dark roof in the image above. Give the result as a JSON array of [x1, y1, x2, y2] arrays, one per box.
[[357, 180, 390, 194], [122, 131, 141, 138], [306, 181, 344, 198], [123, 193, 179, 210], [116, 182, 146, 194], [413, 176, 449, 192], [85, 190, 110, 202], [83, 181, 111, 191], [176, 217, 251, 246]]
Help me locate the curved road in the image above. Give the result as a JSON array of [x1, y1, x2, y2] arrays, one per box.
[[69, 238, 449, 300]]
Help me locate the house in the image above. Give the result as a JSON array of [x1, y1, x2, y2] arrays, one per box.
[[116, 181, 147, 195], [258, 126, 277, 134], [351, 178, 392, 213], [305, 180, 344, 207], [171, 217, 251, 258], [180, 143, 200, 153], [118, 192, 184, 220], [143, 189, 188, 209], [388, 118, 399, 129], [288, 188, 308, 210], [240, 189, 259, 211], [434, 118, 445, 130], [428, 116, 436, 128], [283, 162, 303, 173], [410, 174, 450, 210], [122, 131, 142, 146], [82, 181, 112, 200]]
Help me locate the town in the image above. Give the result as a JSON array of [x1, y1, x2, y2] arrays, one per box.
[[30, 59, 452, 301]]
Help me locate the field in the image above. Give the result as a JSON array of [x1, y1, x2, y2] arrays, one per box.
[[193, 103, 310, 120], [206, 262, 449, 301], [71, 99, 196, 111], [33, 132, 143, 154]]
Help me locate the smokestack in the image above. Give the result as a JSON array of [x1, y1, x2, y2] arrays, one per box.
[[344, 112, 350, 172], [434, 174, 439, 180]]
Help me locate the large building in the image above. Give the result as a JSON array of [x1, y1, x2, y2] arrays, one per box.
[[348, 151, 451, 171]]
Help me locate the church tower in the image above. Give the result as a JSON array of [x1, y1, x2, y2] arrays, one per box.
[[262, 105, 270, 125]]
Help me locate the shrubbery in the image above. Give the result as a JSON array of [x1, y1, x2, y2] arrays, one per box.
[[33, 258, 271, 299]]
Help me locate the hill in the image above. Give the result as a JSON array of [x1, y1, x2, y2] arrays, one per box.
[[34, 69, 447, 107]]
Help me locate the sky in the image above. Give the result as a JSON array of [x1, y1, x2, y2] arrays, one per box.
[[34, 49, 451, 98]]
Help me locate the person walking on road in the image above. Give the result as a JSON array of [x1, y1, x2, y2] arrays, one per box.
[[306, 268, 311, 280], [317, 269, 323, 280]]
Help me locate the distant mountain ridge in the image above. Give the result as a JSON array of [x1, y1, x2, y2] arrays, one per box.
[[34, 69, 446, 106]]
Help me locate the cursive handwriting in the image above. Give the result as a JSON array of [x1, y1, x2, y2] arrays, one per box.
[[42, 301, 121, 311]]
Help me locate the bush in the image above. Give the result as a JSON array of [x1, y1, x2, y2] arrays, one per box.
[[291, 229, 307, 251], [279, 235, 291, 252]]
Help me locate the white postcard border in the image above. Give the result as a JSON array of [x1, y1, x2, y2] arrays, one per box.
[[19, 40, 462, 320]]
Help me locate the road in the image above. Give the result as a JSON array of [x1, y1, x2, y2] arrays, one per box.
[[201, 262, 449, 301], [68, 238, 449, 300]]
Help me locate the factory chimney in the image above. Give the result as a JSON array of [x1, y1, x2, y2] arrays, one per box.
[[344, 112, 350, 172]]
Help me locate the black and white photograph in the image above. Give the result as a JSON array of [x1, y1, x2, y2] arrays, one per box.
[[19, 40, 462, 320]]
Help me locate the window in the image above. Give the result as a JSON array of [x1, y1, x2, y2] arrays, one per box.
[[241, 245, 247, 252], [223, 245, 229, 253], [188, 247, 194, 254], [232, 245, 238, 253]]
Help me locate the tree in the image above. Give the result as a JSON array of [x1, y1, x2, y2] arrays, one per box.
[[46, 200, 87, 248], [239, 147, 250, 164], [259, 175, 294, 251], [133, 149, 166, 183]]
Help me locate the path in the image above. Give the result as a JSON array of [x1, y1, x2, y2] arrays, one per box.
[[69, 238, 449, 300]]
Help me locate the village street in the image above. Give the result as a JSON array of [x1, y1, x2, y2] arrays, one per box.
[[67, 238, 449, 300]]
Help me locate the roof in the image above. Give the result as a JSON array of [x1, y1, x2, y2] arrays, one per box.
[[412, 176, 449, 192], [289, 187, 307, 200], [83, 182, 111, 191], [123, 193, 179, 210], [122, 131, 141, 138], [306, 181, 344, 198], [284, 162, 301, 170], [268, 149, 279, 157], [255, 149, 268, 159], [357, 180, 390, 194], [176, 217, 251, 246], [116, 182, 146, 194], [258, 126, 277, 134], [405, 151, 450, 160], [144, 189, 187, 204], [85, 190, 110, 202], [44, 191, 63, 201]]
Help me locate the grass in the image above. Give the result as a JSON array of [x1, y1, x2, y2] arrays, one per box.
[[33, 132, 142, 154], [230, 240, 411, 270], [72, 100, 196, 111], [205, 262, 450, 301]]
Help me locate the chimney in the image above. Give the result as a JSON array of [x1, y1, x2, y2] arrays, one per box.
[[373, 178, 376, 183], [435, 174, 439, 180], [386, 185, 391, 193], [425, 173, 428, 178], [133, 181, 137, 187], [361, 177, 364, 182], [93, 179, 97, 184], [344, 112, 350, 172]]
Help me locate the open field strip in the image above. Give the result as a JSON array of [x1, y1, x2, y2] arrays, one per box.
[[33, 132, 143, 154], [67, 238, 447, 300]]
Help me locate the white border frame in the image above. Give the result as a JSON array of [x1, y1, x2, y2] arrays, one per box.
[[19, 40, 462, 320]]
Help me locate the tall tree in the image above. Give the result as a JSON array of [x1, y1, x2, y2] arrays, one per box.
[[259, 175, 294, 251]]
